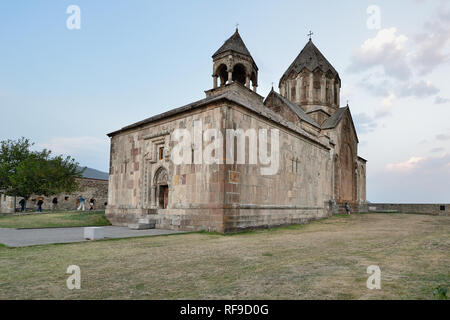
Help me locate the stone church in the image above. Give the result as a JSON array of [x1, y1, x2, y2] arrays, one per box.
[[106, 29, 367, 232]]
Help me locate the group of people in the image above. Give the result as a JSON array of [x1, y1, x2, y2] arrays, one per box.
[[76, 196, 96, 211], [18, 196, 98, 213]]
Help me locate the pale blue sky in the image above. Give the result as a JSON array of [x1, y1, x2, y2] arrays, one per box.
[[1, 0, 449, 202]]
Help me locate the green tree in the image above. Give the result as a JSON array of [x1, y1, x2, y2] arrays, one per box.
[[0, 137, 33, 191], [0, 138, 84, 205]]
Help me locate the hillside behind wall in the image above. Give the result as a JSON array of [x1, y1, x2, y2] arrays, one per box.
[[368, 203, 449, 216]]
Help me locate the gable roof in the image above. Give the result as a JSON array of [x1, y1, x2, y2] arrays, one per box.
[[107, 86, 329, 150], [321, 107, 348, 129], [281, 40, 339, 83], [213, 29, 254, 60], [321, 106, 359, 143], [264, 89, 319, 128], [108, 94, 227, 136]]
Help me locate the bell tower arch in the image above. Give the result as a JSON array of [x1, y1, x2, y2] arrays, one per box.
[[211, 28, 258, 92]]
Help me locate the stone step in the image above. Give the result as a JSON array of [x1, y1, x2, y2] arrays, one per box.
[[128, 218, 156, 230]]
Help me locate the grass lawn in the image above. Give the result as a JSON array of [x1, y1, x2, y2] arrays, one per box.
[[0, 211, 111, 229], [0, 213, 448, 299]]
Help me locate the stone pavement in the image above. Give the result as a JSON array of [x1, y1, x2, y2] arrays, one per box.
[[0, 226, 185, 247]]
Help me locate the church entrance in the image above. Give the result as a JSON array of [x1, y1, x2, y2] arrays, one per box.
[[159, 185, 168, 209], [154, 167, 169, 210]]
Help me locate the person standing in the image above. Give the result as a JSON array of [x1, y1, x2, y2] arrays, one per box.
[[19, 198, 26, 212], [345, 202, 351, 215], [36, 198, 44, 213], [89, 198, 95, 211], [52, 197, 58, 211], [77, 196, 86, 211]]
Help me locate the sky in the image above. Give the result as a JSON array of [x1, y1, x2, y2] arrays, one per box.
[[0, 0, 449, 203]]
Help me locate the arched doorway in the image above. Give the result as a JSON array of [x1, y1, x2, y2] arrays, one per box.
[[154, 167, 169, 209]]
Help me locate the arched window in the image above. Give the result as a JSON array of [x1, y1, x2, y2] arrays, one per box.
[[216, 64, 228, 86], [232, 64, 247, 85], [251, 72, 257, 89]]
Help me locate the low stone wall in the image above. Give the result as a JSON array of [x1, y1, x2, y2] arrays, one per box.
[[0, 194, 15, 213], [0, 178, 108, 213], [368, 203, 449, 216], [332, 202, 368, 215]]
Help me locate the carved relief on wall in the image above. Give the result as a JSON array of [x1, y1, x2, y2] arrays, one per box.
[[142, 132, 170, 208], [155, 167, 168, 185]]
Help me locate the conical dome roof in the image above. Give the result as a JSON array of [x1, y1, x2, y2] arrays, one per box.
[[281, 40, 339, 80], [213, 29, 254, 59]]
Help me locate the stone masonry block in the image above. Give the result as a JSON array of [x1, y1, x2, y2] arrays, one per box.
[[84, 227, 105, 240]]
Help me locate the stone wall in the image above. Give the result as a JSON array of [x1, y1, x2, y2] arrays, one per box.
[[106, 96, 339, 232], [0, 193, 15, 213], [106, 101, 229, 232], [368, 203, 449, 216], [0, 178, 108, 213], [324, 111, 361, 205], [222, 105, 333, 232]]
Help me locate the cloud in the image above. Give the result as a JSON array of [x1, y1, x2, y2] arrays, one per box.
[[36, 137, 110, 171], [350, 4, 449, 107], [374, 93, 396, 118], [411, 4, 450, 75], [340, 83, 357, 105], [37, 137, 108, 155], [353, 113, 378, 134], [371, 153, 450, 202], [386, 156, 424, 171], [436, 134, 450, 141], [360, 75, 439, 99], [435, 96, 450, 104], [385, 153, 450, 176], [358, 73, 391, 97], [348, 28, 411, 80], [430, 147, 445, 153], [398, 80, 439, 98]]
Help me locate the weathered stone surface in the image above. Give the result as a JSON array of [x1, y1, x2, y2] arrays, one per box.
[[128, 218, 156, 230], [84, 227, 105, 240], [105, 31, 368, 233]]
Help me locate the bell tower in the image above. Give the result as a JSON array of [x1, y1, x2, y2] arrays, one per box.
[[211, 28, 259, 93], [279, 39, 341, 125]]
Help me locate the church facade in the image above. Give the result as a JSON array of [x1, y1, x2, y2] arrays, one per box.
[[106, 30, 367, 233]]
